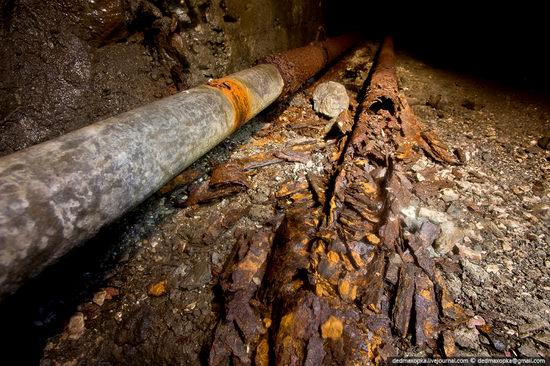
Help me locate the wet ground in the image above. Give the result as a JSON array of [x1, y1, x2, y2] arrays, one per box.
[[0, 38, 549, 364]]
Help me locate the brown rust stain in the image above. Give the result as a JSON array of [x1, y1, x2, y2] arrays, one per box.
[[208, 77, 252, 129], [321, 316, 344, 340], [263, 46, 326, 98]]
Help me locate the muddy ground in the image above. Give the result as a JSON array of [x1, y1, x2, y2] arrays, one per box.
[[0, 38, 546, 364]]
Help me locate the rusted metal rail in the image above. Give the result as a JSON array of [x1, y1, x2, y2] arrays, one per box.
[[0, 34, 360, 299], [209, 36, 464, 364]]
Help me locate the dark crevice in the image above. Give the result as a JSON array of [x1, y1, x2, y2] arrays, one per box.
[[370, 96, 395, 115]]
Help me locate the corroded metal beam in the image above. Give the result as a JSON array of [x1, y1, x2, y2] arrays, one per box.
[[0, 34, 360, 299]]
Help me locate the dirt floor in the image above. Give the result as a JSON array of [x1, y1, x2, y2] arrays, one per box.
[[0, 34, 549, 365], [398, 54, 550, 356]]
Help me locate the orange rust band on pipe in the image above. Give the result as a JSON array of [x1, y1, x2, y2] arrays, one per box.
[[262, 33, 362, 98], [207, 77, 252, 129]]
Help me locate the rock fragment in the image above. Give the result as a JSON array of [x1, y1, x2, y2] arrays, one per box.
[[454, 326, 480, 350], [67, 312, 85, 340], [312, 81, 349, 118], [92, 290, 107, 306], [320, 316, 344, 340], [148, 280, 168, 297]]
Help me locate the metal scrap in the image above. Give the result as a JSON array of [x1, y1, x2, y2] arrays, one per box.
[[210, 163, 251, 188], [392, 263, 415, 337], [208, 36, 469, 365], [209, 225, 281, 366], [414, 271, 440, 349]]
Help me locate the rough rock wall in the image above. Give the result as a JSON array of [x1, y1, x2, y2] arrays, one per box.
[[0, 0, 324, 157]]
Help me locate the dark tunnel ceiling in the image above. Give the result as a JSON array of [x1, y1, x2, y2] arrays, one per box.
[[325, 1, 550, 88]]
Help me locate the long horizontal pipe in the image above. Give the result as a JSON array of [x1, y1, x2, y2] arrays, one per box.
[[0, 34, 360, 299]]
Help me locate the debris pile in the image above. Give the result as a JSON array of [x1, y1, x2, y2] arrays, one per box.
[[209, 38, 470, 365]]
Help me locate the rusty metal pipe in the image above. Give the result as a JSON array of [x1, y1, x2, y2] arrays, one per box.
[[365, 36, 399, 110], [263, 33, 362, 98], [0, 34, 360, 299]]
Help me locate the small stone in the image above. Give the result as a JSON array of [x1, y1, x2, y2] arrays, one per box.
[[67, 312, 85, 340], [454, 243, 482, 261], [104, 287, 120, 300], [435, 221, 463, 255], [486, 264, 499, 274], [445, 273, 463, 300], [467, 315, 486, 328], [454, 326, 480, 350], [211, 252, 222, 266], [150, 70, 160, 81], [446, 201, 467, 220], [183, 261, 212, 289], [502, 240, 513, 251], [92, 290, 107, 306], [401, 205, 419, 230], [318, 258, 338, 279], [329, 240, 347, 254], [173, 263, 188, 277], [461, 259, 490, 283], [321, 315, 343, 340], [366, 233, 380, 245], [518, 341, 540, 357], [419, 207, 450, 224], [385, 254, 402, 285], [148, 280, 168, 297], [312, 81, 349, 118], [441, 188, 459, 202], [411, 157, 429, 172], [491, 337, 507, 353], [488, 222, 505, 239], [426, 94, 442, 109], [249, 204, 272, 222]]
